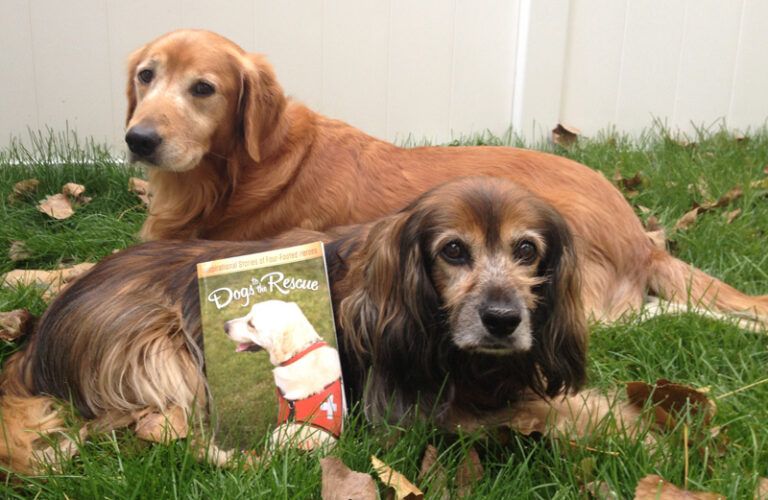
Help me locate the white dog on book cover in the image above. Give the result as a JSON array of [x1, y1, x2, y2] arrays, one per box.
[[224, 300, 344, 449]]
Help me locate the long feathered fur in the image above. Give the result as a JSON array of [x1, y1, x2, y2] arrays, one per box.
[[0, 178, 589, 473]]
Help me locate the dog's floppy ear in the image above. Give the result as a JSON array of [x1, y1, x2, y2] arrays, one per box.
[[532, 210, 588, 397], [239, 53, 286, 163], [125, 45, 145, 127], [339, 210, 447, 421]]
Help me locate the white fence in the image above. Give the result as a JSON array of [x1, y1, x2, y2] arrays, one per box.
[[1, 0, 766, 153]]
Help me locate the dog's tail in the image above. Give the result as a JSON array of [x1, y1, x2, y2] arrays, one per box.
[[647, 247, 768, 323]]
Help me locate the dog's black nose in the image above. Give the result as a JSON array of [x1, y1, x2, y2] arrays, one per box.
[[125, 125, 162, 157], [223, 322, 231, 335], [480, 304, 522, 338]]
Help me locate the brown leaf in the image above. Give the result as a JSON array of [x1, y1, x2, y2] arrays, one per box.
[[62, 182, 86, 199], [763, 165, 768, 175], [617, 172, 645, 191], [674, 207, 700, 231], [8, 178, 40, 203], [371, 455, 424, 500], [583, 480, 619, 499], [129, 177, 151, 206], [644, 215, 661, 230], [712, 186, 743, 209], [319, 456, 378, 500], [418, 445, 449, 500], [634, 474, 723, 499], [38, 193, 75, 219], [626, 379, 716, 431], [696, 186, 743, 212], [0, 309, 34, 341], [756, 477, 768, 500], [455, 447, 483, 497], [552, 124, 580, 147], [2, 263, 95, 300], [725, 209, 741, 224], [9, 240, 32, 262]]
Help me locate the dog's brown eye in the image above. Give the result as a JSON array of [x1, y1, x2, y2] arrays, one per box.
[[440, 240, 470, 265], [513, 240, 538, 264], [137, 69, 154, 84], [191, 81, 215, 97]]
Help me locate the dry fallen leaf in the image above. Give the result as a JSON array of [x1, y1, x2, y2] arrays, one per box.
[[615, 171, 646, 191], [129, 177, 151, 207], [698, 186, 743, 211], [634, 474, 723, 500], [38, 193, 75, 219], [8, 178, 40, 203], [0, 309, 34, 341], [626, 379, 716, 431], [418, 445, 449, 500], [2, 263, 95, 300], [756, 477, 768, 500], [320, 456, 377, 500], [583, 480, 619, 499], [644, 215, 662, 231], [9, 240, 32, 262], [725, 209, 741, 224], [62, 182, 86, 199], [455, 447, 483, 498], [674, 207, 700, 231], [371, 455, 424, 500], [552, 124, 580, 147]]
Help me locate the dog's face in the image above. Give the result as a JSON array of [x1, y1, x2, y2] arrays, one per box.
[[427, 202, 547, 354], [125, 30, 283, 171], [338, 177, 587, 418], [223, 300, 319, 365]]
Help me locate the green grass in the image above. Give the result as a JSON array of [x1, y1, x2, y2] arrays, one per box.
[[1, 126, 767, 498]]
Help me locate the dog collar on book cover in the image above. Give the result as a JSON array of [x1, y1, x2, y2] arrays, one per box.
[[279, 340, 329, 367]]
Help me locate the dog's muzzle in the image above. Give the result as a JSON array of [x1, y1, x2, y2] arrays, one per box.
[[125, 124, 163, 160]]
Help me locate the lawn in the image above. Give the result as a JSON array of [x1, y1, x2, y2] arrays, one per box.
[[0, 125, 766, 498]]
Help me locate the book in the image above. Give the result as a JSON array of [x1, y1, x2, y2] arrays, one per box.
[[196, 242, 345, 450]]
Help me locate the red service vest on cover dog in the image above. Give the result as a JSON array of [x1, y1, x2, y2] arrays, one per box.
[[275, 341, 344, 437]]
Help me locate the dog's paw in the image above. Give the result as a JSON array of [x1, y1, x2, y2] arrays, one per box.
[[133, 406, 188, 443]]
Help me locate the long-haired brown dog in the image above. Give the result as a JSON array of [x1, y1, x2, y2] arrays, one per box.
[[1, 178, 635, 474], [124, 29, 766, 324]]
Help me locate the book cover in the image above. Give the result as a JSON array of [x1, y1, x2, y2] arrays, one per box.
[[196, 242, 345, 450]]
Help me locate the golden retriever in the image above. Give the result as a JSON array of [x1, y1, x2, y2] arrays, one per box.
[[0, 178, 642, 474], [124, 29, 766, 325], [224, 300, 343, 449]]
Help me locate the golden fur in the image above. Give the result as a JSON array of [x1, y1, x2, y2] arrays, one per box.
[[125, 29, 767, 325], [0, 178, 644, 474]]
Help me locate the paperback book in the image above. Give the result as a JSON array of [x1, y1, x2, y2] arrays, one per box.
[[196, 242, 345, 450]]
